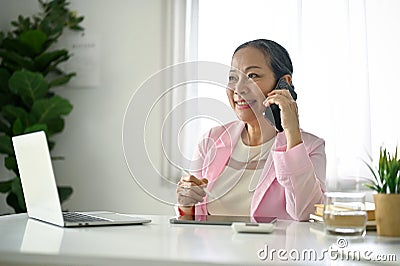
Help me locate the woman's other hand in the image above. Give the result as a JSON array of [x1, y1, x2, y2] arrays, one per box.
[[264, 89, 302, 150], [177, 175, 208, 210]]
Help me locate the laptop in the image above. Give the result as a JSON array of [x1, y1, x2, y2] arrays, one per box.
[[12, 131, 151, 227]]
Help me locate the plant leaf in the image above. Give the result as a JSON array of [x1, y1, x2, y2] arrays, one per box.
[[0, 179, 13, 193], [0, 68, 10, 92], [12, 118, 25, 135], [45, 53, 71, 74], [362, 158, 381, 192], [382, 183, 388, 194], [0, 49, 34, 70], [5, 156, 17, 173], [24, 123, 48, 134], [1, 38, 33, 58], [48, 73, 75, 88], [46, 117, 64, 135], [48, 140, 55, 151], [1, 105, 30, 125], [1, 105, 36, 133], [379, 147, 387, 188], [0, 31, 4, 46], [0, 119, 11, 135], [58, 186, 73, 204], [0, 135, 13, 155], [364, 183, 380, 193], [8, 70, 49, 106], [19, 30, 47, 55], [6, 190, 26, 213], [11, 177, 25, 211], [34, 49, 68, 73], [32, 95, 73, 123], [0, 92, 14, 109]]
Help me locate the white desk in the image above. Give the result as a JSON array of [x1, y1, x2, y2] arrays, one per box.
[[0, 214, 398, 266]]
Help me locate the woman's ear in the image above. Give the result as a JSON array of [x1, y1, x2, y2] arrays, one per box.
[[282, 74, 292, 85]]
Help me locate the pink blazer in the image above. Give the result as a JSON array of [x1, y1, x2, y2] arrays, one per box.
[[191, 120, 326, 221]]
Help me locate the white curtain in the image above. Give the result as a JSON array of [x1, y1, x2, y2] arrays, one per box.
[[193, 0, 400, 191], [160, 0, 199, 179]]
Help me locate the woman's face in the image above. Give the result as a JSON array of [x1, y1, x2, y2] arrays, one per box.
[[227, 46, 276, 124]]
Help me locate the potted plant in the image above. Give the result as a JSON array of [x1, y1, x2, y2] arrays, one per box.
[[365, 146, 400, 236], [0, 0, 84, 213]]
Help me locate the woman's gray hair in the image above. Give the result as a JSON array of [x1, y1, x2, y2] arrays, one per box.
[[233, 39, 293, 80]]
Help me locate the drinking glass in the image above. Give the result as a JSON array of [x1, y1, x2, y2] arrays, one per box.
[[323, 192, 367, 235]]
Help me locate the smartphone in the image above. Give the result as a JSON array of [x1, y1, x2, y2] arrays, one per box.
[[231, 222, 275, 234], [263, 77, 297, 132]]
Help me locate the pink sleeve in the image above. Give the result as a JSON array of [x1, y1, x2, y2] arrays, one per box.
[[272, 138, 326, 221], [190, 130, 211, 215]]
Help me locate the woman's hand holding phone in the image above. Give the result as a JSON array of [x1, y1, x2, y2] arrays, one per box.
[[263, 83, 302, 150], [264, 89, 299, 131]]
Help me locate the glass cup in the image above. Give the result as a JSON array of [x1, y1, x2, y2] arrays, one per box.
[[323, 192, 367, 235]]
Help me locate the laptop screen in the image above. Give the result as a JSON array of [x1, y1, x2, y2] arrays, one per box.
[[12, 131, 64, 226]]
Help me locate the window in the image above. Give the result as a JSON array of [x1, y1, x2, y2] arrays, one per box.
[[197, 0, 400, 190]]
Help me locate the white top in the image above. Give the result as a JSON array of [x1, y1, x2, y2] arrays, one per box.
[[208, 136, 275, 216]]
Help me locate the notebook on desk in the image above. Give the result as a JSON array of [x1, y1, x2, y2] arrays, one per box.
[[12, 131, 151, 227]]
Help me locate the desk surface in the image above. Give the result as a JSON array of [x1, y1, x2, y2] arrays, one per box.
[[0, 213, 399, 266]]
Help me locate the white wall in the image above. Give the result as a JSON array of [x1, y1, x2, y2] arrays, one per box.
[[0, 0, 174, 215]]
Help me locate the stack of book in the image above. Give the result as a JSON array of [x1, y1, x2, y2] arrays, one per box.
[[309, 202, 376, 230]]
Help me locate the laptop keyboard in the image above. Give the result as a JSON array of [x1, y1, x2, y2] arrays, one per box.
[[63, 212, 109, 223]]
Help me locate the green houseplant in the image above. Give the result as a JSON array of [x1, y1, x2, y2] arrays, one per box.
[[365, 146, 400, 236], [0, 0, 84, 213]]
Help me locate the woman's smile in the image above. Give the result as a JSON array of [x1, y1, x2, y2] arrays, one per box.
[[235, 99, 257, 110]]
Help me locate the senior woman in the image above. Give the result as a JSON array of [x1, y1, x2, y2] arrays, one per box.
[[176, 39, 326, 221]]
